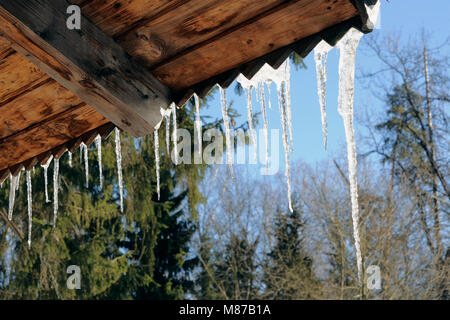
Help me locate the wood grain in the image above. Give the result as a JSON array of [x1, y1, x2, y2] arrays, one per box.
[[69, 0, 187, 37], [0, 50, 48, 105], [0, 0, 172, 137], [118, 0, 285, 67], [0, 103, 108, 171], [0, 79, 83, 139], [151, 0, 358, 90]]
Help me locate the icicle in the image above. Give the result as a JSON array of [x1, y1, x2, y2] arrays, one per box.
[[115, 128, 124, 212], [246, 86, 257, 160], [68, 151, 73, 168], [15, 170, 22, 191], [284, 61, 293, 153], [220, 86, 233, 172], [194, 94, 202, 160], [337, 28, 364, 284], [154, 129, 161, 200], [53, 157, 59, 227], [81, 142, 89, 188], [171, 103, 179, 165], [8, 174, 18, 220], [41, 156, 53, 203], [165, 113, 171, 155], [95, 135, 103, 189], [278, 82, 293, 213], [266, 83, 272, 110], [314, 41, 333, 150], [26, 170, 32, 249], [258, 83, 269, 168]]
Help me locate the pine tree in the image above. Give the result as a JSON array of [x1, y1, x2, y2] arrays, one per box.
[[0, 98, 217, 299], [263, 207, 322, 299]]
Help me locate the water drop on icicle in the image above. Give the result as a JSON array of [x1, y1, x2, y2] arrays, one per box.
[[8, 174, 19, 220], [41, 156, 53, 203], [194, 94, 202, 160], [314, 41, 333, 150], [337, 28, 364, 284], [154, 129, 161, 201], [53, 157, 59, 227], [115, 128, 124, 212], [220, 87, 233, 173], [95, 135, 103, 189], [26, 170, 32, 249], [171, 103, 179, 165]]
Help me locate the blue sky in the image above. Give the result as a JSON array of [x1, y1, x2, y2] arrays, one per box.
[[200, 0, 449, 168]]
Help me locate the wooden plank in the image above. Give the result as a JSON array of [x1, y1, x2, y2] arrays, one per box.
[[0, 79, 83, 139], [152, 0, 359, 91], [118, 0, 286, 67], [0, 104, 109, 171], [69, 0, 186, 37], [0, 51, 48, 105], [0, 0, 172, 137]]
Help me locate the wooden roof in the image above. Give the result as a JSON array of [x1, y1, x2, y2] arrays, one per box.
[[0, 0, 376, 181]]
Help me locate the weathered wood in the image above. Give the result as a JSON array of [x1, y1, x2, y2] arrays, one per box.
[[118, 0, 285, 67], [0, 104, 109, 171], [0, 0, 172, 137], [0, 79, 83, 139], [69, 0, 186, 37], [0, 51, 48, 105], [152, 0, 359, 90]]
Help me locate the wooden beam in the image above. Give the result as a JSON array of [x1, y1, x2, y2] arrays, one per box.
[[0, 0, 172, 137]]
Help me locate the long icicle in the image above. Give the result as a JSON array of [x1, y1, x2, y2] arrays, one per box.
[[154, 129, 161, 200], [165, 113, 171, 155], [279, 82, 293, 213], [259, 82, 269, 168], [246, 86, 257, 161], [41, 156, 53, 203], [53, 157, 59, 227], [194, 94, 202, 160], [95, 135, 103, 189], [115, 128, 124, 212], [171, 103, 179, 165], [220, 86, 233, 172], [8, 174, 18, 220], [314, 41, 333, 150], [337, 28, 363, 285], [82, 142, 89, 188], [284, 61, 294, 153], [26, 170, 32, 248]]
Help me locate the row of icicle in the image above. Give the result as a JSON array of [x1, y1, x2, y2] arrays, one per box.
[[1, 18, 375, 285], [3, 129, 124, 249]]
